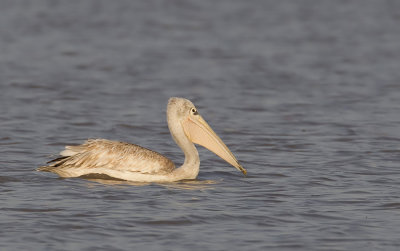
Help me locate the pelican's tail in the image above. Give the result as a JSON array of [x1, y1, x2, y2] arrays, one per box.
[[37, 144, 83, 172], [37, 156, 69, 172]]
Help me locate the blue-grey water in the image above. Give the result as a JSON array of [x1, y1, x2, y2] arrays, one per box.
[[1, 1, 400, 250]]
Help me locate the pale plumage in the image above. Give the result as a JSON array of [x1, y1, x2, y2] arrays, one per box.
[[39, 97, 246, 182], [40, 139, 175, 177]]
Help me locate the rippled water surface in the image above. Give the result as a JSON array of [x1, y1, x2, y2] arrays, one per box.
[[1, 1, 400, 250]]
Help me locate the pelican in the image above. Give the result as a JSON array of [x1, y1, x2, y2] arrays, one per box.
[[38, 97, 247, 182]]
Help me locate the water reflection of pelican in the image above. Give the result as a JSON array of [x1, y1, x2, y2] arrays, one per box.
[[39, 97, 246, 182]]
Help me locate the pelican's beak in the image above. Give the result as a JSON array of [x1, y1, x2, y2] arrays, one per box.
[[182, 115, 247, 176]]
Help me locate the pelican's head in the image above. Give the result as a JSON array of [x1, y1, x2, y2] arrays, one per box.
[[167, 97, 247, 175]]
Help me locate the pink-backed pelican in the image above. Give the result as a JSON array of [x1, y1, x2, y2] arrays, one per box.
[[38, 97, 246, 182]]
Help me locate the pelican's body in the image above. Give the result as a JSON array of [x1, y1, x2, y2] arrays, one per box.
[[39, 97, 246, 182]]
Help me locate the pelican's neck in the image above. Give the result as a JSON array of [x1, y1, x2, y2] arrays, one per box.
[[167, 115, 200, 180], [172, 129, 200, 180], [181, 137, 200, 169]]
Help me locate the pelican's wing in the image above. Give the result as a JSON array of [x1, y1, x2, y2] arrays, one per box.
[[39, 139, 175, 175]]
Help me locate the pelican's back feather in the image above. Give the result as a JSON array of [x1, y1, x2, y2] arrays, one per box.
[[39, 139, 175, 176]]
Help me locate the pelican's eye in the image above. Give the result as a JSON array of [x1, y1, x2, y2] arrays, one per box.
[[190, 108, 198, 115]]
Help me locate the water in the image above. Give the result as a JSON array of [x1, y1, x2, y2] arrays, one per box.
[[1, 1, 400, 250]]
